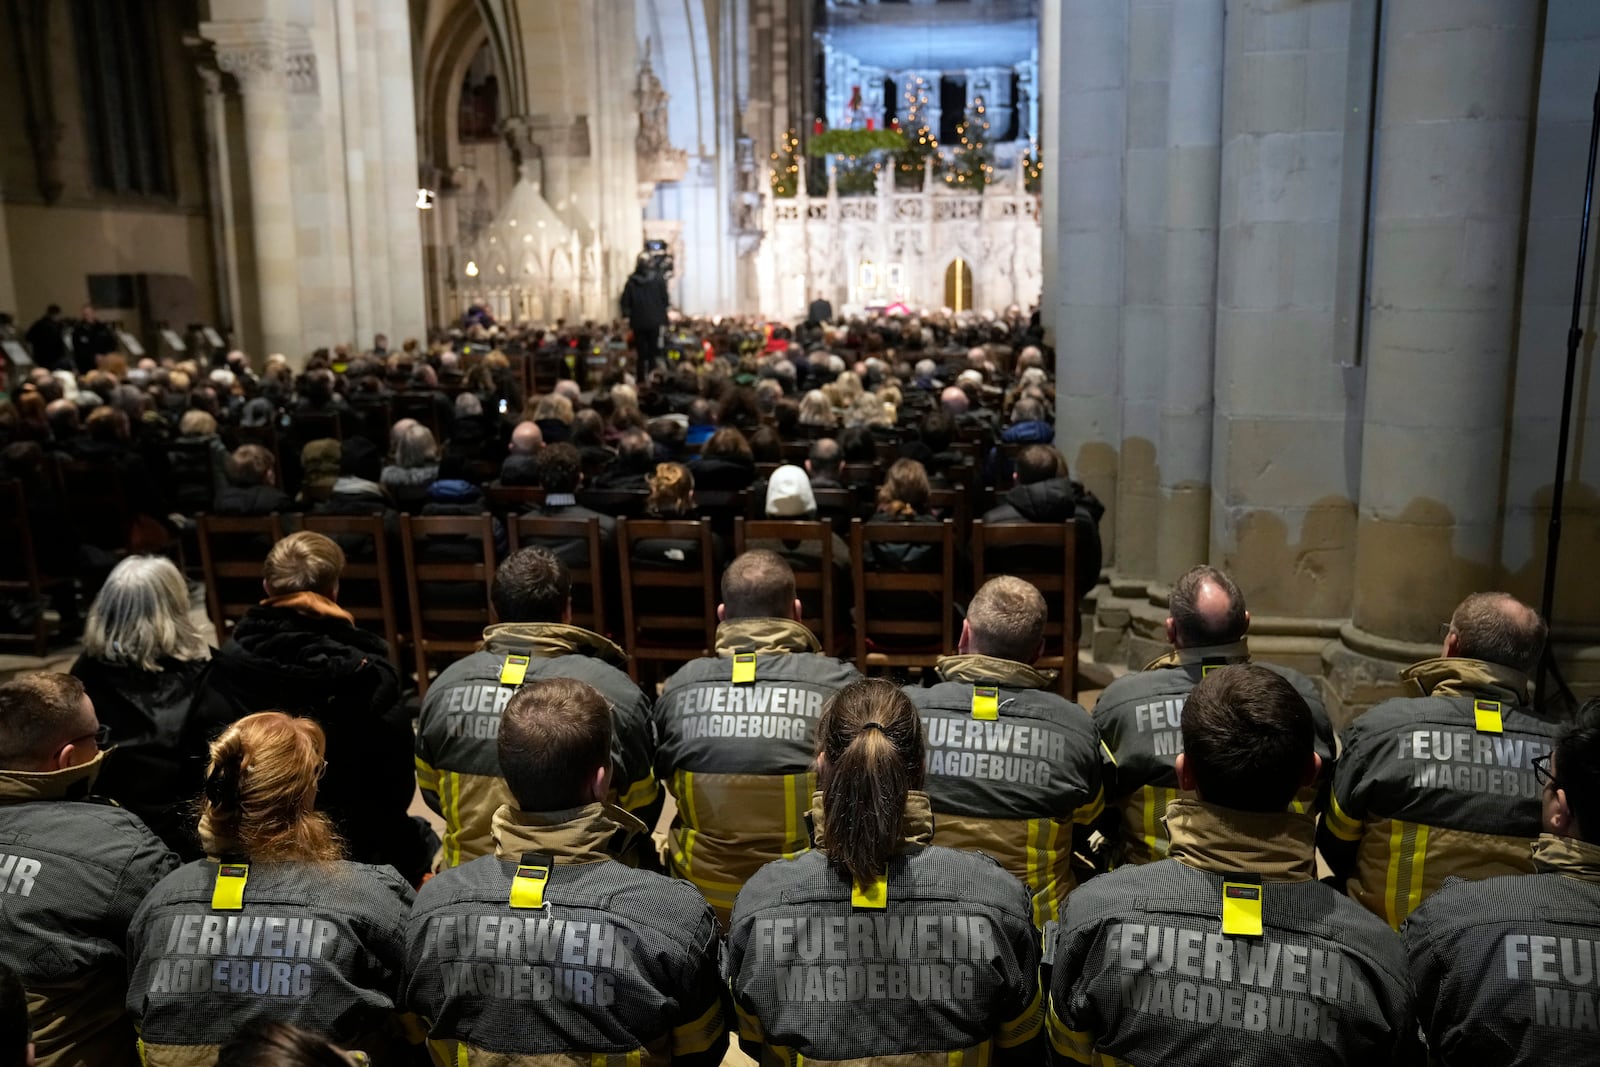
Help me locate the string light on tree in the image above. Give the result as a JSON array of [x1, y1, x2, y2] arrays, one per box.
[[770, 127, 801, 198], [944, 96, 994, 191]]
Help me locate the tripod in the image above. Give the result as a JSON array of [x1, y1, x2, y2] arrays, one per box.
[[1535, 64, 1600, 717]]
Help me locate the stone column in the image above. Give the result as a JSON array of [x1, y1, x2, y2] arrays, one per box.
[[1043, 1, 1127, 585], [354, 1, 393, 338], [1155, 0, 1223, 585], [188, 46, 243, 335], [332, 0, 373, 347], [1114, 0, 1172, 602], [207, 20, 303, 361], [1331, 0, 1541, 717], [375, 0, 426, 343]]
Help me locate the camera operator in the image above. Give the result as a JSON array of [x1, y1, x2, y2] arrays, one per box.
[[621, 242, 671, 378]]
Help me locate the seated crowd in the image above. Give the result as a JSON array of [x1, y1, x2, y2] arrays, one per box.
[[0, 315, 1591, 1067]]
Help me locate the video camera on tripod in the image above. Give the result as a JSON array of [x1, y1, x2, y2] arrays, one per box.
[[641, 238, 674, 280]]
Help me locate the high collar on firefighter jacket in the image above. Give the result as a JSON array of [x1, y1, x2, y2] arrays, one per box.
[[480, 620, 627, 664], [715, 616, 821, 656], [1164, 798, 1318, 883], [1532, 833, 1600, 883], [936, 653, 1056, 689], [808, 790, 935, 853], [491, 801, 651, 864], [1141, 638, 1252, 672], [1401, 656, 1531, 705], [0, 750, 105, 804], [259, 590, 355, 625]]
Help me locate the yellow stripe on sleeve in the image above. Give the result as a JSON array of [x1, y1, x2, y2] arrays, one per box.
[[672, 998, 727, 1056], [998, 980, 1044, 1047], [414, 756, 439, 790], [1076, 784, 1106, 825], [617, 773, 660, 812], [1046, 1005, 1095, 1063], [1325, 791, 1363, 841]]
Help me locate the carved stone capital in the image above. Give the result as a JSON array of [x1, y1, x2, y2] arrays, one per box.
[[215, 44, 283, 90]]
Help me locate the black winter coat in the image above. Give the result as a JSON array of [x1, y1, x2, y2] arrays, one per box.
[[70, 654, 210, 858], [186, 604, 428, 884], [980, 477, 1105, 601]]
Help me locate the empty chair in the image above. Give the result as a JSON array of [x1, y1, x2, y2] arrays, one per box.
[[970, 520, 1078, 699], [850, 517, 956, 672], [615, 517, 719, 684], [399, 514, 497, 696]]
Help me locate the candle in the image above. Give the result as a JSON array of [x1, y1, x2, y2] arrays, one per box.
[[814, 118, 825, 134]]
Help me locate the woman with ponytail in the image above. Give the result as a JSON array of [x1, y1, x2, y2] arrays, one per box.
[[125, 713, 417, 1066], [725, 680, 1044, 1066]]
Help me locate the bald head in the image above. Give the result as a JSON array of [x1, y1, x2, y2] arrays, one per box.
[[940, 386, 969, 415], [510, 420, 545, 455], [1446, 592, 1547, 675], [1167, 566, 1248, 649]]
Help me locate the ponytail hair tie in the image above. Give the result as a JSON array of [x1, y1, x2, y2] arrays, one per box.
[[204, 758, 245, 808], [859, 721, 885, 732]]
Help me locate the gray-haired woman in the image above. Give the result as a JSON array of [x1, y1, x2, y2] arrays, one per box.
[[68, 554, 211, 856]]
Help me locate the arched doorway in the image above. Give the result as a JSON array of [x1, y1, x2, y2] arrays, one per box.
[[944, 258, 974, 311]]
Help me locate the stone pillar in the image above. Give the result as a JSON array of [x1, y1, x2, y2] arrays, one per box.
[[188, 47, 243, 335], [374, 0, 426, 343], [1207, 0, 1357, 681], [1155, 0, 1223, 586], [1114, 0, 1172, 600], [1042, 0, 1127, 653], [1330, 0, 1542, 718], [354, 1, 393, 338], [207, 20, 303, 361], [332, 0, 373, 346]]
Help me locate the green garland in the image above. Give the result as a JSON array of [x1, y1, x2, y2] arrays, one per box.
[[806, 128, 906, 158]]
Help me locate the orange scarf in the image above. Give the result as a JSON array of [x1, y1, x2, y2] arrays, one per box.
[[260, 591, 355, 626]]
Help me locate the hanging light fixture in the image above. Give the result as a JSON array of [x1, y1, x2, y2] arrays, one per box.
[[465, 260, 479, 277]]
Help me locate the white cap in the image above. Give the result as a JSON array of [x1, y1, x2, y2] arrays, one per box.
[[765, 465, 817, 517]]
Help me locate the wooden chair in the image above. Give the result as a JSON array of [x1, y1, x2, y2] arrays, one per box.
[[399, 514, 497, 697], [197, 514, 287, 638], [297, 514, 401, 666], [391, 393, 443, 442], [291, 410, 343, 443], [485, 484, 546, 517], [928, 484, 970, 544], [734, 518, 836, 653], [616, 517, 718, 683], [52, 454, 132, 553], [811, 485, 859, 535], [970, 520, 1079, 698], [693, 489, 749, 541], [850, 518, 955, 672], [578, 488, 649, 518], [508, 515, 608, 635], [0, 480, 71, 655]]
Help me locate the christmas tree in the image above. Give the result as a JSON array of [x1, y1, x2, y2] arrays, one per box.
[[1022, 139, 1043, 194], [770, 127, 801, 198], [943, 98, 995, 191], [895, 123, 939, 190]]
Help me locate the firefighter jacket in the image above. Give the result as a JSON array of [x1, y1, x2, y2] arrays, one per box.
[[126, 857, 416, 1066], [1317, 656, 1560, 928], [725, 791, 1045, 1067], [415, 622, 657, 868], [403, 802, 729, 1067], [0, 753, 178, 1067], [1048, 799, 1419, 1066], [653, 617, 862, 922], [1403, 834, 1600, 1064], [904, 653, 1105, 928], [1092, 641, 1335, 866]]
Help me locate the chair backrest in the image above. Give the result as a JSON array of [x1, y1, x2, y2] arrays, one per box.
[[485, 484, 547, 517], [507, 514, 608, 635], [734, 518, 836, 653], [292, 410, 343, 443], [197, 513, 287, 637], [693, 489, 750, 540], [347, 397, 391, 448], [52, 454, 131, 551], [849, 517, 955, 669], [391, 393, 442, 441], [615, 517, 718, 681], [810, 485, 858, 535], [578, 488, 649, 518], [399, 513, 497, 697], [928, 483, 970, 543], [296, 513, 400, 664], [970, 519, 1078, 698]]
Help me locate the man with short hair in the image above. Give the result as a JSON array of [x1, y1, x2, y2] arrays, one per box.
[[188, 532, 426, 882], [214, 443, 293, 515], [0, 673, 178, 1067], [524, 442, 616, 566], [685, 397, 717, 446], [416, 547, 657, 867], [654, 550, 862, 923], [1093, 565, 1336, 866], [595, 428, 655, 491], [980, 443, 1103, 602], [406, 678, 727, 1065], [1319, 591, 1562, 927], [905, 577, 1104, 927], [499, 420, 544, 486], [804, 438, 844, 490], [1402, 699, 1600, 1063], [1048, 665, 1419, 1065]]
